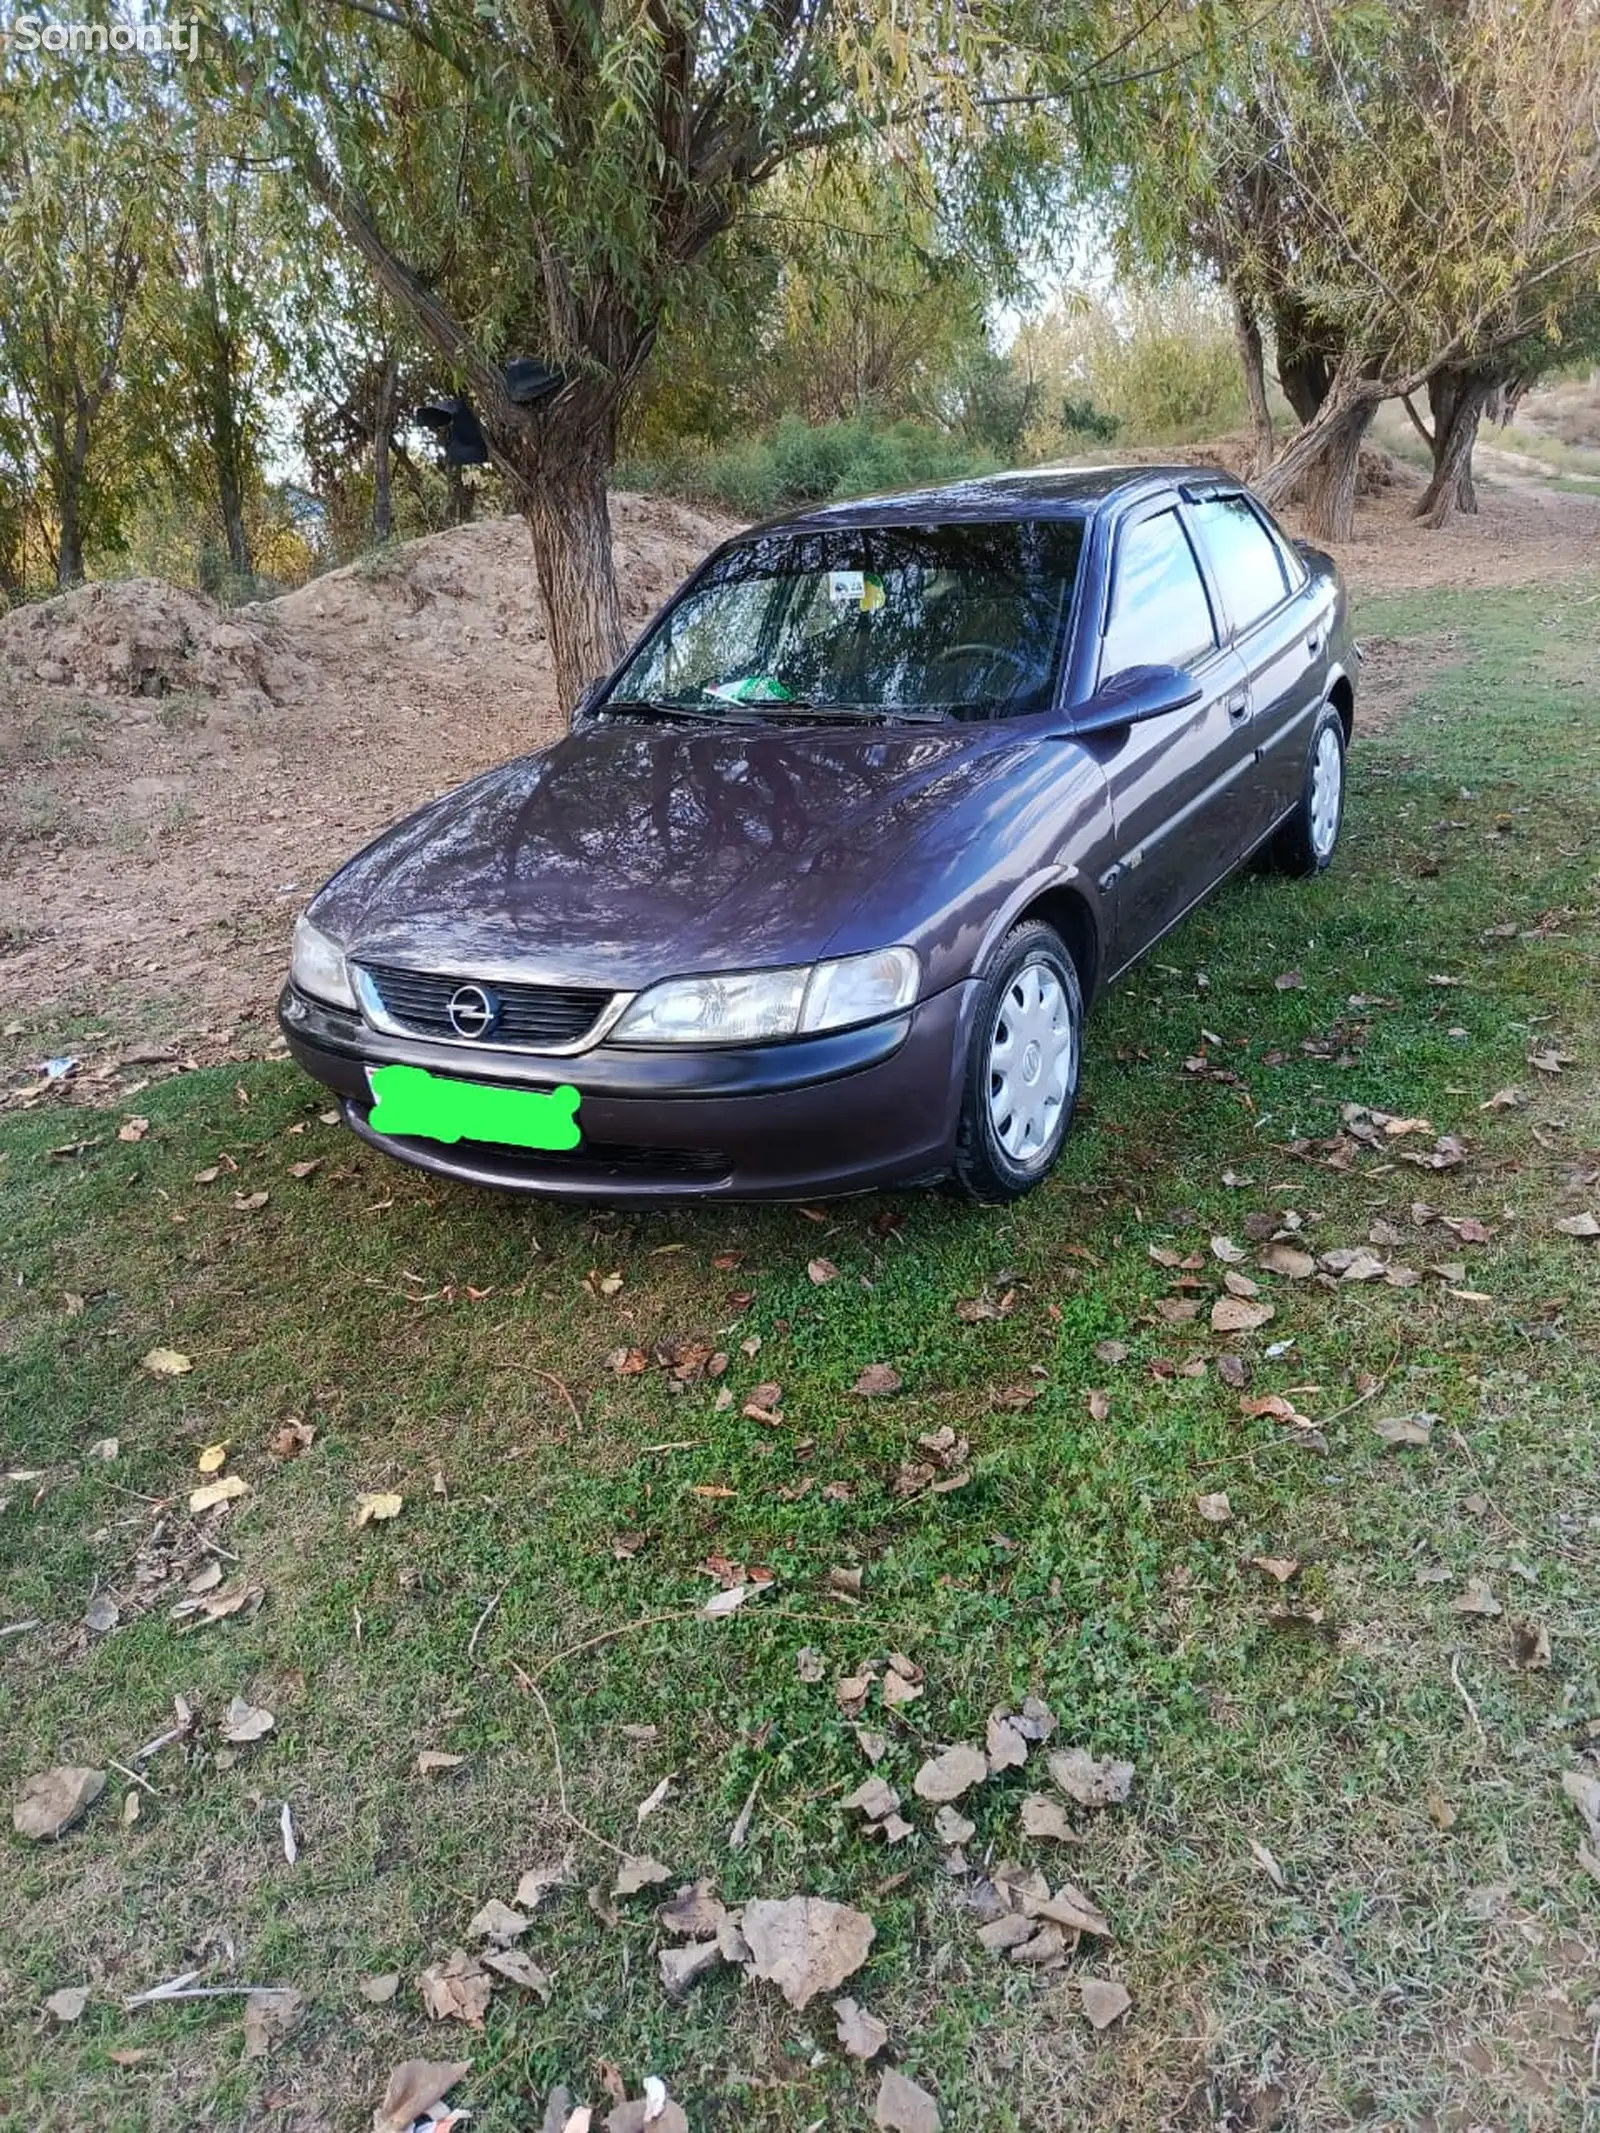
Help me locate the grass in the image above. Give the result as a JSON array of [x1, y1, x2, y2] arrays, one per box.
[[2, 583, 1598, 2132]]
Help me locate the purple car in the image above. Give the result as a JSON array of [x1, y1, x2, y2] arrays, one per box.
[[280, 466, 1357, 1202]]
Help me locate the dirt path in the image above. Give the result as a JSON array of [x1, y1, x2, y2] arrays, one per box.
[[2, 471, 1596, 1103]]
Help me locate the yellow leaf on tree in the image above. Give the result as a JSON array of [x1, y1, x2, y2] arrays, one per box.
[[196, 1443, 228, 1475], [356, 1491, 404, 1527], [189, 1474, 248, 1513]]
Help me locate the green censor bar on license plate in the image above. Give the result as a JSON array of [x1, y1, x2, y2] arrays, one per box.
[[366, 1063, 581, 1150]]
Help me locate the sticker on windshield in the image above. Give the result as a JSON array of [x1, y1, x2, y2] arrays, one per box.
[[828, 568, 865, 606]]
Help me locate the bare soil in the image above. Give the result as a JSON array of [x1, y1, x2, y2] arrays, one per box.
[[1, 470, 1595, 1100]]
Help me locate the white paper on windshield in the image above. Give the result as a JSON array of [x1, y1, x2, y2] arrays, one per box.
[[828, 569, 865, 606]]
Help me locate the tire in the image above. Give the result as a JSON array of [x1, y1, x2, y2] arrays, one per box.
[[1273, 701, 1347, 876], [952, 920, 1084, 1204]]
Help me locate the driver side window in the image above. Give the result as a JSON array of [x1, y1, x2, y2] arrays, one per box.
[[1099, 510, 1217, 685]]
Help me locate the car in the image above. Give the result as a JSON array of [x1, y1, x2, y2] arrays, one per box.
[[279, 464, 1357, 1203]]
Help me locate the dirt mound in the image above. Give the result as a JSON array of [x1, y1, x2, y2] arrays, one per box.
[[0, 578, 303, 710]]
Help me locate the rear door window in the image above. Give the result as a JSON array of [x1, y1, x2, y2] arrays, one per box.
[[1099, 510, 1217, 683], [1188, 494, 1292, 633]]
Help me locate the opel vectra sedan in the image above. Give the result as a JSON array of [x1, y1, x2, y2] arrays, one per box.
[[280, 466, 1357, 1202]]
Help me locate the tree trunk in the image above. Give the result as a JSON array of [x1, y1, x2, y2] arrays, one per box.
[[1257, 379, 1379, 543], [1414, 370, 1493, 527], [1230, 289, 1273, 475], [56, 480, 85, 586], [373, 350, 398, 542], [518, 448, 628, 710]]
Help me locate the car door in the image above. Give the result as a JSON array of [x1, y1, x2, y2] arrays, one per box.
[[1185, 490, 1328, 829], [1079, 503, 1252, 972]]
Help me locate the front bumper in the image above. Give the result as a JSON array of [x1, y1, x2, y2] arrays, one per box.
[[277, 981, 976, 1201]]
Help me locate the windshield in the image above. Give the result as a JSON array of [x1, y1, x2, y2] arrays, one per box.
[[602, 519, 1086, 722]]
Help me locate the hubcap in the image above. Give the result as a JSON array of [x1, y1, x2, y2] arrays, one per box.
[[1310, 725, 1343, 857], [987, 958, 1074, 1165]]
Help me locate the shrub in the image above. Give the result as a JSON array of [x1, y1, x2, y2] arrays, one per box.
[[618, 415, 998, 517]]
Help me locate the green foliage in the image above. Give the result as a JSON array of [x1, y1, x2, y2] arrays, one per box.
[[619, 412, 998, 517], [1015, 282, 1246, 452]]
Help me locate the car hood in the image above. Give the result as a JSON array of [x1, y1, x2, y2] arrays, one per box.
[[311, 720, 1035, 990]]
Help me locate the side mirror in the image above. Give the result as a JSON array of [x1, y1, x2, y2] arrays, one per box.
[[1074, 663, 1201, 736]]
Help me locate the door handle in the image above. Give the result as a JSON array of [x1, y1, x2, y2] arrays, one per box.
[[1226, 691, 1249, 722], [1306, 631, 1322, 657]]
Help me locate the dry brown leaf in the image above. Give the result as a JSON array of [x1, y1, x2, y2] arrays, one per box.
[[13, 1766, 105, 1840], [934, 1804, 976, 1846], [1426, 1791, 1457, 1832], [701, 1583, 757, 1620], [242, 1987, 305, 2059], [44, 1986, 88, 2022], [1257, 1243, 1317, 1279], [1211, 1296, 1274, 1333], [468, 1898, 528, 1943], [219, 1696, 275, 1744], [271, 1418, 316, 1460], [481, 1947, 552, 1998], [1029, 1881, 1111, 1937], [808, 1257, 840, 1285], [978, 1912, 1035, 1954], [1085, 1387, 1111, 1422], [881, 1663, 923, 1709], [1080, 1978, 1133, 2030], [604, 2095, 689, 2133], [612, 1855, 671, 1898], [1251, 1556, 1300, 1584], [912, 1744, 988, 1804], [355, 1491, 404, 1526], [1019, 1793, 1081, 1844], [1454, 1577, 1502, 1618], [358, 1972, 401, 2003], [119, 1115, 150, 1142], [608, 1346, 649, 1375], [1011, 1924, 1068, 1967], [417, 1750, 466, 1778], [1561, 1768, 1600, 1851], [851, 1363, 902, 1396], [1511, 1621, 1552, 1671], [1094, 1339, 1129, 1364], [1047, 1748, 1134, 1809], [1373, 1414, 1433, 1448], [1248, 1838, 1287, 1890], [189, 1474, 248, 1514], [874, 2067, 942, 2133], [843, 1776, 902, 1822], [416, 1950, 492, 2028], [1210, 1235, 1247, 1264], [986, 1709, 1029, 1772], [514, 1863, 567, 1911], [658, 1939, 723, 1996], [1555, 1212, 1600, 1239], [740, 1895, 876, 2009], [1154, 1296, 1200, 1324], [657, 1879, 729, 1938], [141, 1346, 192, 1377], [1196, 1492, 1233, 1523], [373, 2059, 471, 2133], [635, 1775, 674, 1824], [833, 1995, 889, 2061]]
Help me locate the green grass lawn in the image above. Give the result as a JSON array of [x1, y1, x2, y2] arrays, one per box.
[[2, 583, 1597, 2133]]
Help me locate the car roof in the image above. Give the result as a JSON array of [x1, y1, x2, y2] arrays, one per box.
[[746, 463, 1235, 536]]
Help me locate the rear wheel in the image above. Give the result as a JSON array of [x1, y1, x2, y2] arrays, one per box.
[[952, 920, 1083, 1204], [1273, 701, 1346, 875]]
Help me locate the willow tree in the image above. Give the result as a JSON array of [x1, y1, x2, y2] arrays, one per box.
[[226, 0, 1181, 705]]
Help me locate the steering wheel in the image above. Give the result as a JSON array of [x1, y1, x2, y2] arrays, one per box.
[[941, 642, 1035, 690]]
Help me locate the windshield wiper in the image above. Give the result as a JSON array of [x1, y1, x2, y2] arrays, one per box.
[[745, 702, 950, 727], [597, 696, 756, 726]]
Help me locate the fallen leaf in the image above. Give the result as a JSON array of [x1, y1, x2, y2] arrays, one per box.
[[281, 1801, 298, 1864], [141, 1346, 193, 1377], [288, 1158, 322, 1179], [1094, 1339, 1128, 1364], [481, 1947, 552, 1998], [468, 1897, 528, 1943], [612, 1855, 671, 1898], [44, 1986, 88, 2022], [119, 1115, 150, 1142], [808, 1257, 840, 1285], [701, 1583, 756, 1620], [1086, 1388, 1111, 1422], [658, 1939, 723, 1997], [986, 1709, 1029, 1772], [741, 1382, 783, 1423], [1527, 1047, 1572, 1075], [1256, 1242, 1317, 1280], [657, 1878, 728, 1937], [875, 2067, 942, 2132], [1274, 970, 1304, 990], [1019, 1793, 1080, 1844], [270, 1418, 316, 1460], [635, 1775, 673, 1824], [13, 1766, 105, 1840], [243, 1986, 305, 2058], [189, 1475, 248, 1514], [1248, 1838, 1287, 1890], [881, 1662, 924, 1708], [1426, 1791, 1457, 1832], [609, 1346, 649, 1375], [913, 1745, 989, 1804], [417, 1750, 466, 1778], [1511, 1621, 1552, 1670], [1251, 1556, 1299, 1585], [374, 2059, 472, 2133], [1373, 1414, 1433, 1448], [855, 1726, 889, 1763], [85, 1594, 119, 1635], [1561, 1768, 1600, 1851], [934, 1804, 976, 1846], [1154, 1296, 1200, 1324], [358, 1972, 401, 2003], [834, 1995, 889, 2060], [355, 1491, 404, 1527], [740, 1894, 876, 2009], [1047, 1748, 1133, 1809], [1453, 1577, 1502, 1618], [87, 1436, 119, 1461], [1211, 1296, 1274, 1333], [1080, 1978, 1133, 2030], [196, 1442, 228, 1475], [417, 1950, 492, 2027], [843, 1776, 902, 1822], [219, 1695, 275, 1744], [234, 1190, 269, 1212], [852, 1363, 902, 1396], [1555, 1212, 1599, 1239], [604, 2092, 689, 2133], [1196, 1492, 1232, 1523]]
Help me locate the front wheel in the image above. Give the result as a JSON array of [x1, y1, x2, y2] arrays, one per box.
[[1273, 702, 1347, 876], [952, 920, 1084, 1204]]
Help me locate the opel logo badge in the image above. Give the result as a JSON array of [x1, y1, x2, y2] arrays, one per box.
[[446, 982, 498, 1039]]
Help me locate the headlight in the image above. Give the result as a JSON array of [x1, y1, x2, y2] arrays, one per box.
[[611, 947, 919, 1046], [290, 913, 356, 1010]]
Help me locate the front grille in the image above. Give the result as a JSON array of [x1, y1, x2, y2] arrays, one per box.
[[358, 962, 612, 1048], [457, 1137, 730, 1179]]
